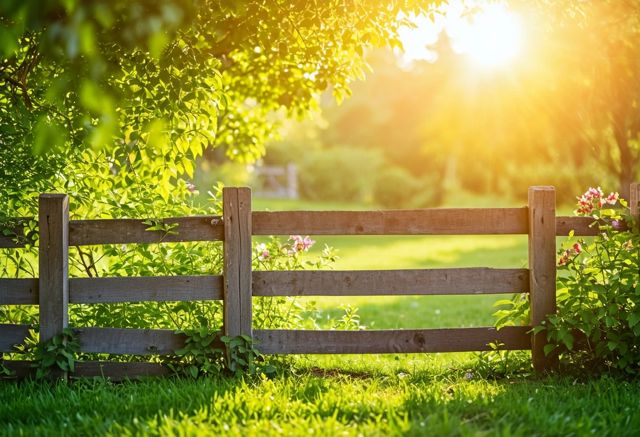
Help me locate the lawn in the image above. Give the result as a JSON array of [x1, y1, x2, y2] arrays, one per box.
[[1, 197, 637, 436]]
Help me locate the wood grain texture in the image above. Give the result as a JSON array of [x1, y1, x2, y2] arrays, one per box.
[[1, 360, 33, 379], [0, 324, 31, 352], [252, 269, 530, 296], [528, 187, 558, 372], [254, 326, 531, 354], [69, 275, 223, 303], [69, 216, 224, 246], [1, 361, 170, 380], [555, 216, 601, 236], [237, 188, 253, 336], [252, 208, 529, 235], [223, 188, 241, 337], [76, 327, 185, 355], [631, 182, 639, 230], [39, 194, 69, 343], [0, 278, 38, 304], [73, 361, 170, 379]]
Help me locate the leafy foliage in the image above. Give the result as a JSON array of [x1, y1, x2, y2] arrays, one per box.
[[170, 327, 225, 379], [168, 329, 275, 379], [31, 328, 80, 379], [496, 187, 640, 375], [473, 342, 531, 379], [222, 334, 276, 378], [0, 0, 440, 216]]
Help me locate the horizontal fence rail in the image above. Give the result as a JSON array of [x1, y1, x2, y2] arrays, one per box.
[[1, 183, 638, 379], [0, 215, 627, 249], [254, 327, 532, 354], [69, 276, 224, 303], [252, 269, 530, 296], [252, 208, 529, 235], [70, 216, 224, 246]]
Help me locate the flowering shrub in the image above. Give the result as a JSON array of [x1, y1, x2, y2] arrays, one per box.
[[496, 187, 640, 375]]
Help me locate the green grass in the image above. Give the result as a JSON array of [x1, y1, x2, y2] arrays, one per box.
[[2, 370, 639, 436], [2, 197, 635, 436]]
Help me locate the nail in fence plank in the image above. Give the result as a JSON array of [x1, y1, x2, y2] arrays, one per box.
[[223, 188, 252, 337], [69, 275, 224, 303], [253, 268, 530, 296], [0, 324, 31, 352], [254, 326, 531, 354], [0, 278, 39, 304], [39, 194, 69, 343], [69, 216, 224, 246], [528, 186, 558, 372], [252, 208, 528, 235]]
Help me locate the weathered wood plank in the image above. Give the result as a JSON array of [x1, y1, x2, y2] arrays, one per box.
[[253, 268, 530, 296], [223, 188, 242, 337], [76, 327, 185, 355], [69, 275, 223, 303], [237, 188, 253, 336], [1, 360, 170, 380], [631, 182, 639, 230], [555, 216, 600, 236], [555, 216, 632, 236], [252, 208, 529, 235], [69, 216, 224, 246], [1, 360, 34, 379], [0, 278, 38, 304], [0, 324, 31, 352], [39, 194, 69, 343], [528, 187, 558, 372], [74, 361, 170, 379], [254, 326, 531, 354]]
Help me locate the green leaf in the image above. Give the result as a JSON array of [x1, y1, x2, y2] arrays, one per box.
[[543, 344, 558, 356]]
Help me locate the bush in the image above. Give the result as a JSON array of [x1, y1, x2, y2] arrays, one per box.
[[495, 187, 640, 375], [373, 166, 438, 209], [298, 147, 382, 203]]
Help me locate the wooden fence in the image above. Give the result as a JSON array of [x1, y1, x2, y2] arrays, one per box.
[[1, 184, 638, 379]]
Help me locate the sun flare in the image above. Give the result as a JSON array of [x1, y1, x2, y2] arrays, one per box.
[[399, 2, 525, 69], [452, 4, 523, 68]]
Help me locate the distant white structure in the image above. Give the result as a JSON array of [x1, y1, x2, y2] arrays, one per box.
[[254, 163, 298, 199]]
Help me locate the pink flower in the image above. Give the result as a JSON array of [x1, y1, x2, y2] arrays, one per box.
[[575, 187, 619, 216], [558, 252, 570, 266], [558, 242, 584, 266], [256, 243, 270, 261], [289, 235, 315, 253], [186, 182, 196, 193]]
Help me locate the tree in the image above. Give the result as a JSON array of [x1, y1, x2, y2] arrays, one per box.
[[0, 0, 439, 218]]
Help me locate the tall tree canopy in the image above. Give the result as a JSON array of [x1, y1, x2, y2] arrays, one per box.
[[0, 0, 437, 217]]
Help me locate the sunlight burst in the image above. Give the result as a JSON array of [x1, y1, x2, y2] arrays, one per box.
[[452, 4, 523, 68], [399, 2, 525, 69]]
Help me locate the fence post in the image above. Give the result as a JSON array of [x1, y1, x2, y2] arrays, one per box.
[[631, 182, 639, 228], [39, 194, 70, 344], [528, 186, 558, 372], [223, 187, 253, 338]]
